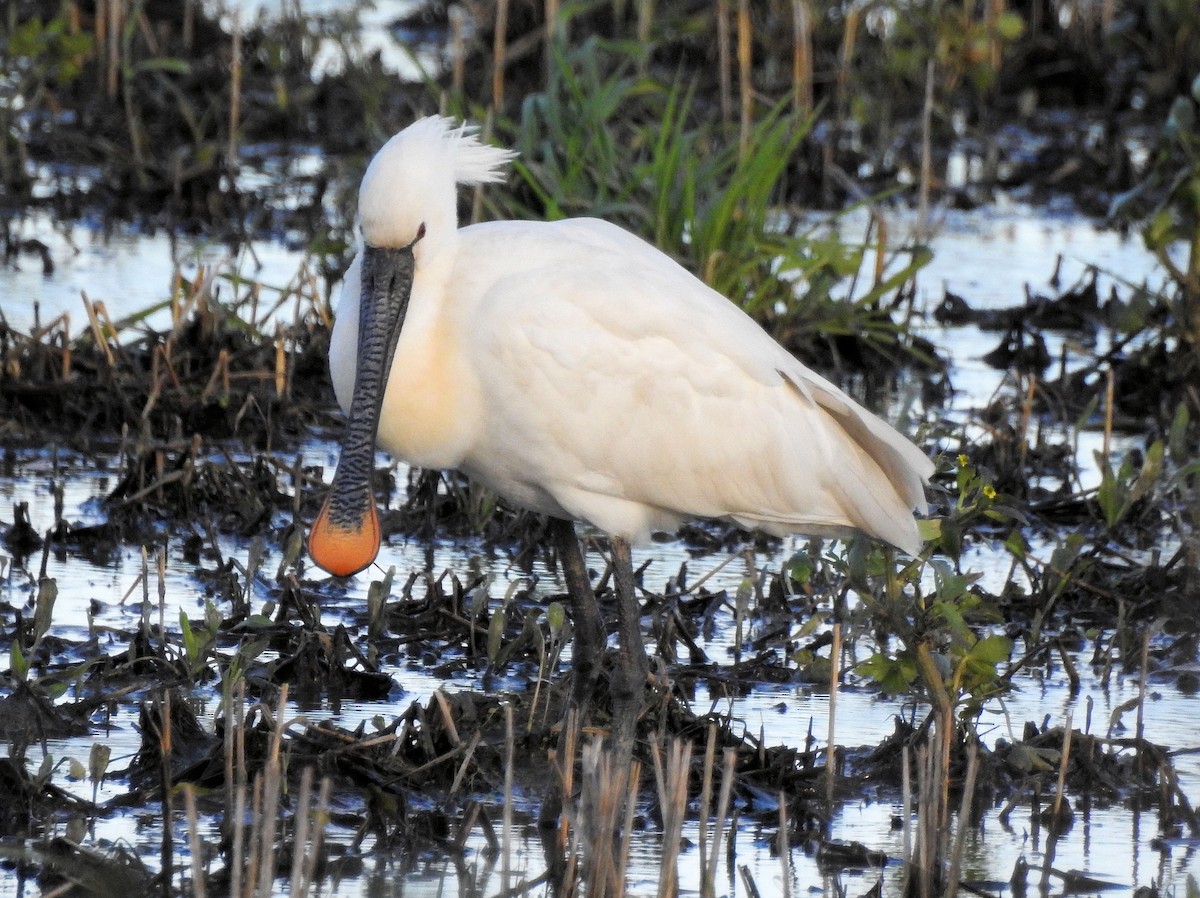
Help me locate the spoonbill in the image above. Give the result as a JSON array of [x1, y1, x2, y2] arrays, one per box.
[[309, 116, 934, 725]]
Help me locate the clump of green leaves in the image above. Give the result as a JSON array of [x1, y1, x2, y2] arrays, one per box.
[[1095, 441, 1165, 531], [467, 37, 931, 369], [848, 454, 1015, 729], [0, 13, 93, 193], [10, 576, 58, 683], [1112, 74, 1200, 352]]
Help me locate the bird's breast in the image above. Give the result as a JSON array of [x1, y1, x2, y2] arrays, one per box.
[[375, 316, 479, 470]]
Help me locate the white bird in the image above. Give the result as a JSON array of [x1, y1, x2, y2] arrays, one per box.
[[309, 116, 934, 725]]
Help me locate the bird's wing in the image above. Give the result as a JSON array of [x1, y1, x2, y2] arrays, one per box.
[[456, 219, 930, 552]]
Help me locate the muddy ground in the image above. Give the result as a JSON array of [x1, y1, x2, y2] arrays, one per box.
[[1, 1, 1199, 896]]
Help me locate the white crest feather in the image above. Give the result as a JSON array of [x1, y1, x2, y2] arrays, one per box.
[[406, 115, 516, 185], [358, 116, 516, 248]]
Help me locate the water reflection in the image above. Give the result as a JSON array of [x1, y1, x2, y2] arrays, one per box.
[[0, 204, 1191, 897]]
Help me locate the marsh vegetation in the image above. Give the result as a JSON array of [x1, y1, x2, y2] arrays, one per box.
[[1, 1, 1199, 896]]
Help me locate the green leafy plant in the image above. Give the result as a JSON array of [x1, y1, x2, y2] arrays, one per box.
[[1094, 441, 1165, 530], [1112, 74, 1200, 352], [0, 13, 93, 193], [178, 599, 223, 679], [10, 577, 58, 683], [474, 37, 931, 370]]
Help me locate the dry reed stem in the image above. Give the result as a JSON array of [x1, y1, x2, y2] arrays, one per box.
[[135, 10, 160, 57], [556, 710, 580, 849], [450, 5, 465, 98], [107, 0, 122, 101], [434, 690, 462, 745], [200, 348, 232, 403], [736, 0, 752, 160], [503, 703, 514, 894], [655, 739, 692, 898], [231, 682, 248, 898], [183, 0, 194, 50], [637, 0, 653, 45], [836, 6, 858, 116], [254, 684, 289, 898], [492, 0, 509, 110], [301, 777, 332, 896], [229, 10, 242, 171], [738, 864, 762, 898], [1050, 711, 1073, 825], [873, 214, 888, 287], [617, 757, 642, 889], [95, 0, 107, 97], [778, 792, 792, 898], [159, 691, 174, 896], [570, 739, 642, 898], [698, 722, 717, 880], [272, 325, 291, 397], [184, 785, 207, 898], [222, 681, 235, 873], [544, 0, 559, 80], [824, 620, 841, 809], [244, 774, 263, 896], [918, 743, 933, 898], [716, 0, 732, 127], [1103, 365, 1115, 459], [450, 730, 484, 796], [945, 742, 979, 898], [1019, 373, 1036, 470], [702, 748, 737, 898], [901, 744, 912, 895], [57, 314, 72, 381], [917, 58, 935, 243], [80, 293, 116, 368], [288, 766, 314, 897], [935, 725, 950, 890], [650, 738, 668, 825], [791, 0, 812, 115], [986, 0, 1004, 72], [1137, 631, 1149, 779]]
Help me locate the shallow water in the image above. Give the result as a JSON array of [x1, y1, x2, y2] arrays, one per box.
[[1, 204, 1197, 896]]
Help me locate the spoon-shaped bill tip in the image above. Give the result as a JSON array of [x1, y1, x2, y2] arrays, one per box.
[[308, 494, 381, 577]]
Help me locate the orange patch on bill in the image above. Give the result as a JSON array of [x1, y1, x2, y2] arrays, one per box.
[[308, 495, 381, 577]]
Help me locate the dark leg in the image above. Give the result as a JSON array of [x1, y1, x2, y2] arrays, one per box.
[[541, 529, 648, 897], [608, 536, 648, 758], [549, 517, 606, 711], [540, 517, 605, 849]]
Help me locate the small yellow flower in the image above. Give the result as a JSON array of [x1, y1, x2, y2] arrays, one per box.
[[957, 453, 970, 467], [982, 484, 997, 499]]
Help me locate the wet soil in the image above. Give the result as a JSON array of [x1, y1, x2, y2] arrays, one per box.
[[1, 220, 1198, 896], [2, 1, 1200, 896]]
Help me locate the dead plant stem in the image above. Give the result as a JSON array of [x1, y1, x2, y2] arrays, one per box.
[[492, 0, 509, 110], [1051, 711, 1073, 825], [229, 11, 242, 172], [184, 785, 207, 898], [917, 58, 935, 242], [791, 0, 812, 115], [716, 0, 731, 127], [288, 766, 314, 898], [503, 703, 514, 894], [736, 0, 752, 160], [703, 748, 737, 898], [698, 722, 717, 881], [824, 620, 841, 812], [946, 743, 979, 898]]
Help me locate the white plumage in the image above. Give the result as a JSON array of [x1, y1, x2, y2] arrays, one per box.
[[317, 115, 932, 571]]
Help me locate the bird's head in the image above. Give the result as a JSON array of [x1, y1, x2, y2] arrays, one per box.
[[357, 115, 515, 258], [309, 118, 515, 578]]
